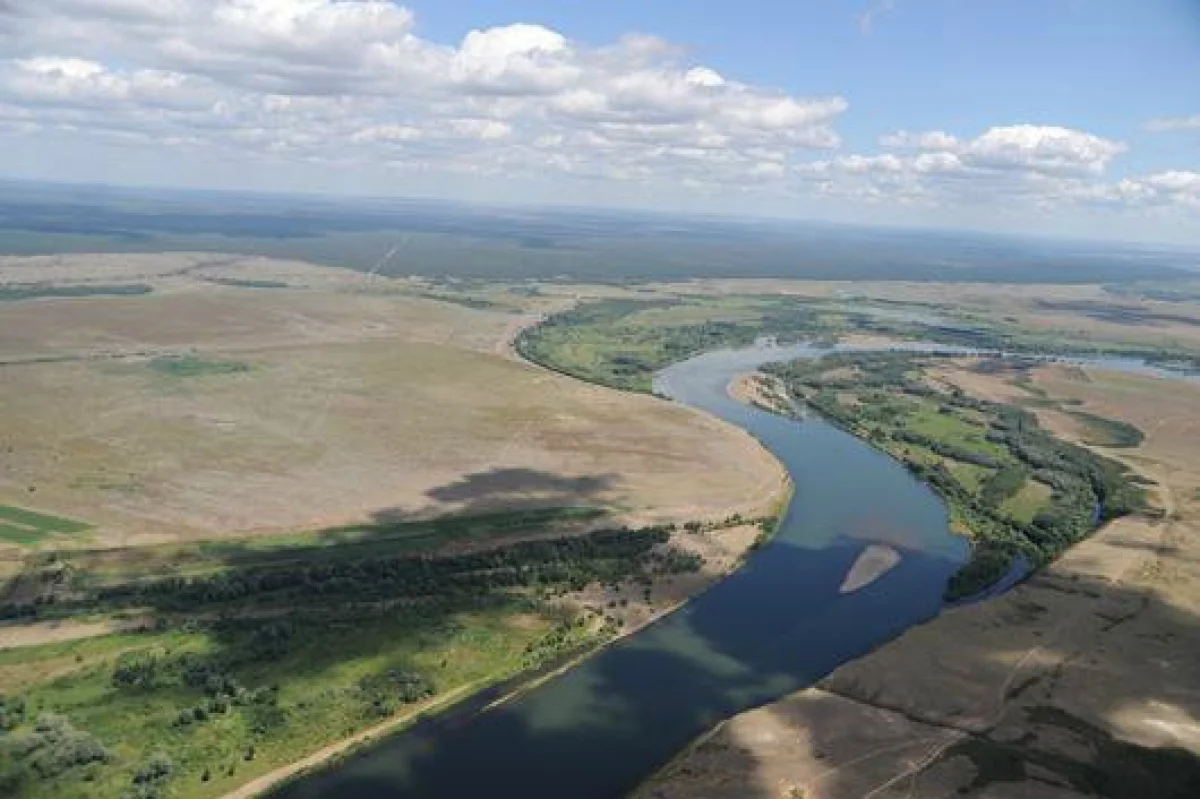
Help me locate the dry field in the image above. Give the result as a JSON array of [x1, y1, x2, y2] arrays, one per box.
[[0, 255, 783, 550], [636, 362, 1200, 799]]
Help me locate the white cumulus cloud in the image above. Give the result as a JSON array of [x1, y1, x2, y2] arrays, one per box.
[[0, 0, 848, 188]]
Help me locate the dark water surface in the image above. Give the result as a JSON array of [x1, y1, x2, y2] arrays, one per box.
[[276, 342, 975, 799]]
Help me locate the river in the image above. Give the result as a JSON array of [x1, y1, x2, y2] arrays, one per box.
[[276, 341, 971, 799]]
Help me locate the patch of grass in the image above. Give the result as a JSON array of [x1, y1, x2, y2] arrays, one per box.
[[907, 405, 1010, 463], [203, 277, 290, 289], [1069, 411, 1145, 448], [1001, 480, 1054, 524], [410, 291, 505, 311], [0, 524, 46, 545], [0, 506, 90, 545], [0, 506, 90, 534], [0, 284, 153, 302], [148, 355, 252, 378], [946, 461, 991, 494]]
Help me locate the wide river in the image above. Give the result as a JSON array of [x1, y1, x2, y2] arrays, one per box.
[[277, 341, 976, 798]]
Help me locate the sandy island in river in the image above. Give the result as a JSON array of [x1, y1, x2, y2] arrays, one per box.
[[839, 544, 902, 594]]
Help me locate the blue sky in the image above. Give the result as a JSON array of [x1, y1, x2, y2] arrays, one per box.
[[1, 1, 1199, 244], [399, 0, 1200, 180]]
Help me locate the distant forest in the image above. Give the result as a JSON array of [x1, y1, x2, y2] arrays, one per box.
[[1, 181, 1196, 283]]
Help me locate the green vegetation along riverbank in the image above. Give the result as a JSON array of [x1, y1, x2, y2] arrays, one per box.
[[516, 294, 1200, 394], [762, 352, 1148, 599], [0, 511, 717, 799], [516, 296, 849, 392]]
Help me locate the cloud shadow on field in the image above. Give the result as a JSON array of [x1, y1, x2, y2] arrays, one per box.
[[367, 467, 621, 523]]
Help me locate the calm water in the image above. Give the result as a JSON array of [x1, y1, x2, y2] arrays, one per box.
[[277, 341, 969, 799]]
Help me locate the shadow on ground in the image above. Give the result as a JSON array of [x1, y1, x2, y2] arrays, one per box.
[[369, 467, 621, 522]]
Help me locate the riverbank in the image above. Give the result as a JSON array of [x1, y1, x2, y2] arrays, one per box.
[[214, 328, 793, 799], [762, 351, 1147, 600], [633, 362, 1200, 799]]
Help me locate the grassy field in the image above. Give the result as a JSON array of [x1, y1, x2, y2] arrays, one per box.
[[0, 284, 153, 302], [1001, 479, 1054, 524], [0, 506, 90, 546], [149, 356, 252, 379], [10, 255, 1194, 798], [0, 260, 780, 547], [0, 255, 795, 798], [0, 601, 584, 799]]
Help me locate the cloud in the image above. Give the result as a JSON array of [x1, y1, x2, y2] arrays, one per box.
[[795, 124, 1143, 211], [876, 125, 1127, 178], [858, 0, 896, 35], [963, 125, 1126, 177], [1145, 114, 1200, 133], [879, 130, 959, 150], [0, 0, 848, 187], [1075, 171, 1200, 214]]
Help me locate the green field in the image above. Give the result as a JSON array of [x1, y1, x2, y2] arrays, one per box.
[[149, 355, 252, 378], [0, 284, 153, 302], [0, 506, 90, 546], [1002, 480, 1055, 524], [0, 602, 584, 799]]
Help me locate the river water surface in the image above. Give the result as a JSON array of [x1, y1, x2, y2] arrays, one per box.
[[278, 341, 973, 798]]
